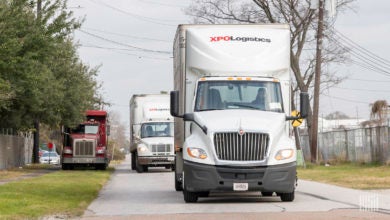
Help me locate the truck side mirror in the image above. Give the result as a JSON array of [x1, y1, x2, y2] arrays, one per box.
[[170, 90, 182, 118], [300, 92, 309, 118]]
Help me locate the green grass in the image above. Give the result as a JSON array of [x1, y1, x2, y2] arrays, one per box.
[[298, 163, 390, 190], [0, 169, 112, 220]]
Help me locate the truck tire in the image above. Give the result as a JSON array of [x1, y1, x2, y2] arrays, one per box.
[[183, 172, 198, 203], [131, 153, 136, 170], [62, 164, 69, 170], [136, 162, 143, 173], [175, 173, 183, 191], [96, 164, 107, 170], [135, 153, 144, 173], [183, 189, 198, 203], [280, 191, 295, 202], [171, 164, 175, 171]]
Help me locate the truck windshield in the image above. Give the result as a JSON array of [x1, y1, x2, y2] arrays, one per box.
[[141, 122, 173, 138], [85, 125, 99, 134], [195, 80, 283, 112], [72, 124, 99, 134]]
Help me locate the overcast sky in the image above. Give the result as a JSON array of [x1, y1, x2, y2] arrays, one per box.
[[67, 0, 390, 133]]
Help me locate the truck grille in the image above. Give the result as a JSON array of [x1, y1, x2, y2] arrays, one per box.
[[74, 140, 94, 156], [151, 144, 171, 156], [214, 132, 269, 161]]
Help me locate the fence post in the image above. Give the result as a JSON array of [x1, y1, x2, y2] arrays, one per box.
[[345, 129, 349, 161]]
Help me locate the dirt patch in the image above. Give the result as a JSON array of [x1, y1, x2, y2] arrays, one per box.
[[0, 168, 59, 185]]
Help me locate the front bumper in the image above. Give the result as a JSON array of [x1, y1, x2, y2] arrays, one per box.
[[40, 159, 60, 165], [62, 157, 107, 164], [138, 156, 175, 166], [183, 160, 296, 193]]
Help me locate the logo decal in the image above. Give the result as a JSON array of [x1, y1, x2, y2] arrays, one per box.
[[210, 36, 271, 43]]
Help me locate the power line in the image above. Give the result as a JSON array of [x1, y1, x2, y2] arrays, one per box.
[[78, 29, 172, 54], [79, 44, 171, 60], [333, 34, 390, 72], [82, 27, 171, 43], [88, 0, 178, 26], [333, 29, 390, 65], [350, 60, 390, 77], [138, 0, 187, 8], [322, 94, 370, 104], [332, 86, 390, 93], [348, 77, 390, 83], [329, 35, 390, 77]]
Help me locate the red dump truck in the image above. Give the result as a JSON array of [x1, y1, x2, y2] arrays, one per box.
[[61, 110, 110, 170]]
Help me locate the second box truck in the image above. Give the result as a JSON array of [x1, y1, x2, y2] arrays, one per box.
[[130, 94, 175, 173]]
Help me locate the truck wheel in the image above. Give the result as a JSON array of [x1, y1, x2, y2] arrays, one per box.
[[183, 189, 198, 203], [280, 191, 295, 202], [136, 162, 143, 173], [171, 165, 175, 172], [62, 164, 68, 170], [131, 153, 136, 170], [183, 172, 198, 203], [135, 153, 144, 173], [96, 164, 107, 170], [175, 173, 183, 191], [143, 166, 148, 172]]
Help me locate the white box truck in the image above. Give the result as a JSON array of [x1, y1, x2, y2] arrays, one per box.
[[170, 24, 308, 202], [130, 94, 175, 173]]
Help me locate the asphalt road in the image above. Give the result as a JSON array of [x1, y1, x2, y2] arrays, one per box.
[[81, 155, 390, 220]]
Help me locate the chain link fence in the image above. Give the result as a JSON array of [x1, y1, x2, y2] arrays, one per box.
[[0, 132, 33, 170], [300, 126, 390, 164]]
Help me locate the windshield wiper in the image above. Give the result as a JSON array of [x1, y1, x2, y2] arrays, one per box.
[[197, 108, 224, 111], [231, 103, 260, 110]]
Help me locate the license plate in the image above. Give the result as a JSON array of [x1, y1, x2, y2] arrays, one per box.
[[233, 183, 248, 191]]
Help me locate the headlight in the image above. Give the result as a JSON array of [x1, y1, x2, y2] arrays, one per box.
[[63, 147, 72, 154], [97, 149, 105, 154], [275, 149, 294, 160], [187, 147, 207, 159], [138, 146, 148, 152]]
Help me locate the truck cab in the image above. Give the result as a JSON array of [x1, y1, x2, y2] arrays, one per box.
[[62, 110, 109, 170]]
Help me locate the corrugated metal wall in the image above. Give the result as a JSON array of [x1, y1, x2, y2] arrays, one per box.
[[0, 133, 33, 170]]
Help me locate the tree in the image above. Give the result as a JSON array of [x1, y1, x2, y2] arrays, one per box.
[[370, 100, 388, 125], [0, 0, 102, 128], [325, 111, 350, 120], [108, 111, 129, 151], [185, 0, 354, 162], [0, 0, 104, 162]]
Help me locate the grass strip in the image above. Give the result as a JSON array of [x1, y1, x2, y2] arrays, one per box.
[[0, 169, 112, 219], [298, 163, 390, 190]]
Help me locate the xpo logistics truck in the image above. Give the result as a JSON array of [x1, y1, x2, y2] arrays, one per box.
[[130, 94, 175, 173], [170, 24, 308, 203]]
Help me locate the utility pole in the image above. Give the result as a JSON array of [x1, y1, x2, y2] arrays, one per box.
[[33, 0, 42, 163], [311, 0, 324, 163]]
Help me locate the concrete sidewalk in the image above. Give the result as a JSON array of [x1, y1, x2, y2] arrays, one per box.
[[297, 179, 390, 213]]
